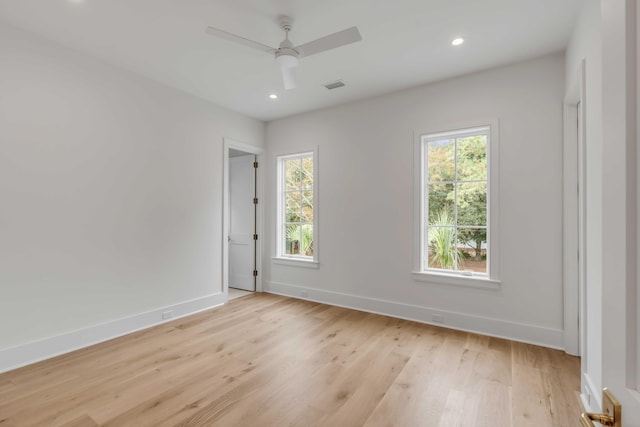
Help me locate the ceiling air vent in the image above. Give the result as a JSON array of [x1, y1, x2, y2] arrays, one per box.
[[324, 80, 345, 90]]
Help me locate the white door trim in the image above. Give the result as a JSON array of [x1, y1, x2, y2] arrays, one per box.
[[223, 138, 264, 296], [562, 102, 579, 356], [563, 60, 587, 357]]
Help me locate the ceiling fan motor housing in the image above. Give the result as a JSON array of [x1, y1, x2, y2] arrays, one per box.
[[275, 15, 299, 68], [275, 40, 299, 68]]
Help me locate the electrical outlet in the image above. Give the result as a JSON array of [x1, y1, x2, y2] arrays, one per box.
[[162, 310, 173, 320], [301, 291, 309, 298], [432, 313, 444, 323]]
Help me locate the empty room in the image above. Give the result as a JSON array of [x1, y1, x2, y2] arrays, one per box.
[[1, 0, 639, 425]]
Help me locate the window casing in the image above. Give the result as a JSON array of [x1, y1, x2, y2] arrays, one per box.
[[414, 122, 500, 286], [276, 151, 317, 263]]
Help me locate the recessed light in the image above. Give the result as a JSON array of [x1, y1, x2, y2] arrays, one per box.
[[451, 38, 464, 46], [67, 0, 85, 4], [268, 93, 278, 100]]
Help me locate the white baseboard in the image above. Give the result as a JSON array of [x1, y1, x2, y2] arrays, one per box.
[[581, 372, 602, 413], [266, 281, 564, 350], [0, 293, 226, 374]]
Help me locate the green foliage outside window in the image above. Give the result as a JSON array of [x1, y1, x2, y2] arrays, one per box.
[[426, 133, 487, 272], [428, 209, 461, 270], [283, 155, 314, 257]]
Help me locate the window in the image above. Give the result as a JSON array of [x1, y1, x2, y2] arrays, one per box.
[[276, 151, 317, 264], [415, 123, 500, 284]]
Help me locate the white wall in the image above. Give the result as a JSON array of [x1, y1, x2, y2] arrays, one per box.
[[265, 53, 566, 348], [565, 0, 603, 410], [0, 23, 264, 369]]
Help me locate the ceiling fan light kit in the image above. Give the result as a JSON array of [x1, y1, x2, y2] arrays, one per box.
[[275, 48, 299, 69], [206, 15, 362, 91]]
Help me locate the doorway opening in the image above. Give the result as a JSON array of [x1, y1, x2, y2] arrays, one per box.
[[223, 138, 263, 299]]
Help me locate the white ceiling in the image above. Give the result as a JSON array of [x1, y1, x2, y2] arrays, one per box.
[[0, 0, 582, 121]]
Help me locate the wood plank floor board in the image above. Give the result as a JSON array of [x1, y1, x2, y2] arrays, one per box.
[[98, 358, 247, 427], [0, 294, 582, 427], [314, 350, 410, 427], [363, 334, 469, 426], [511, 364, 553, 426], [541, 367, 582, 427], [362, 340, 446, 425], [58, 415, 100, 427], [239, 319, 417, 426], [473, 380, 513, 427]]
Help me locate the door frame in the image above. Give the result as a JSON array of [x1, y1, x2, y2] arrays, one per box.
[[223, 138, 264, 296], [563, 60, 587, 357]]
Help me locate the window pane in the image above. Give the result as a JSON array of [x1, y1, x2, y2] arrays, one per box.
[[428, 183, 454, 224], [457, 227, 487, 273], [285, 159, 301, 191], [285, 192, 301, 222], [301, 223, 313, 256], [427, 139, 455, 183], [279, 153, 316, 259], [427, 226, 457, 270], [457, 135, 487, 181], [301, 191, 313, 222], [301, 156, 313, 191], [421, 126, 491, 276], [456, 182, 487, 226], [285, 224, 301, 255]]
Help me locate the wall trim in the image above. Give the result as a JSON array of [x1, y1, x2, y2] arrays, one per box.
[[581, 372, 602, 413], [0, 293, 226, 374], [266, 281, 564, 350], [562, 58, 587, 357]]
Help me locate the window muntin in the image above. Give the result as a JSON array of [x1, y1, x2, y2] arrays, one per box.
[[422, 127, 489, 276], [277, 152, 315, 260]]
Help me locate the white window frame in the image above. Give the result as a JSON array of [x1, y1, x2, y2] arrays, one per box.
[[273, 149, 319, 268], [412, 120, 501, 289]]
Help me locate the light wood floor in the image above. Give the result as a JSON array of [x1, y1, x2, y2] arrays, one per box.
[[228, 288, 253, 300], [0, 293, 581, 427]]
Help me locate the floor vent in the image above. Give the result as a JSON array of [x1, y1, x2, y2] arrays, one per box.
[[324, 80, 345, 90]]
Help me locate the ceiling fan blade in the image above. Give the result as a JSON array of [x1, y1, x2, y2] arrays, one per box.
[[281, 66, 297, 90], [295, 26, 362, 57], [206, 26, 276, 54]]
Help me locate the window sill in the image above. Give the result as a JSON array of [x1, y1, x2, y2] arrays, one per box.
[[411, 271, 501, 290], [272, 257, 319, 269]]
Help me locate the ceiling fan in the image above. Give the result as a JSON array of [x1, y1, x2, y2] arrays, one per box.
[[206, 16, 362, 90]]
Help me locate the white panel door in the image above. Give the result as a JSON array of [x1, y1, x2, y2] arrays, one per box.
[[228, 154, 255, 291], [597, 0, 640, 425]]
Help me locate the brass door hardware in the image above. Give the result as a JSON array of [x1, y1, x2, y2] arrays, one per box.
[[580, 388, 621, 427]]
